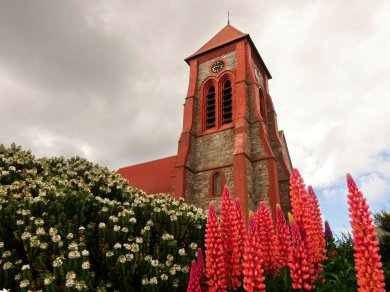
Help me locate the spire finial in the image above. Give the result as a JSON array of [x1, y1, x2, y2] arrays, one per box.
[[227, 11, 230, 25]]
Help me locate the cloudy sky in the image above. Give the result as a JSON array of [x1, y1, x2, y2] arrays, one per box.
[[1, 0, 389, 234]]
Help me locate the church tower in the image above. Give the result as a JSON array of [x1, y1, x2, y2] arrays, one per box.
[[173, 24, 292, 219]]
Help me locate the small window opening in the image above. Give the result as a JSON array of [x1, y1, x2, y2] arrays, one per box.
[[206, 86, 216, 129], [213, 172, 222, 196], [222, 80, 232, 124]]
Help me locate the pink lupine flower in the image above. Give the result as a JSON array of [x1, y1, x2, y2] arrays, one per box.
[[243, 216, 266, 292], [220, 187, 241, 289], [289, 214, 313, 291], [255, 201, 277, 275], [205, 204, 227, 290], [187, 260, 202, 292], [235, 199, 247, 247], [347, 174, 386, 291], [275, 203, 292, 269]]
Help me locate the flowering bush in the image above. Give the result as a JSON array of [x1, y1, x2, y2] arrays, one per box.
[[0, 144, 206, 291]]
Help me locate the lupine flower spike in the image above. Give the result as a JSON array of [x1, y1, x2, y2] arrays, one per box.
[[255, 201, 278, 275], [205, 204, 227, 290], [275, 204, 292, 269], [220, 186, 241, 289], [288, 213, 313, 291], [243, 216, 266, 292], [347, 174, 386, 291], [324, 221, 334, 242], [187, 260, 201, 292]]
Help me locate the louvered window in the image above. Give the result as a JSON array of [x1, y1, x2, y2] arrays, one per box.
[[222, 80, 232, 124], [205, 86, 216, 129]]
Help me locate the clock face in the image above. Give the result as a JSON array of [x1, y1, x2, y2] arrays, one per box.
[[211, 60, 225, 73]]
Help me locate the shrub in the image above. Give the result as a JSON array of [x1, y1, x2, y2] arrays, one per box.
[[0, 144, 206, 291]]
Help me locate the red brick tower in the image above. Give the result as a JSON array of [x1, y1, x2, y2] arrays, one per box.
[[173, 24, 292, 219]]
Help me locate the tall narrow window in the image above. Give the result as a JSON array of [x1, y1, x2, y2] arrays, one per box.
[[259, 90, 266, 120], [205, 85, 216, 129], [213, 172, 222, 196], [222, 80, 232, 124]]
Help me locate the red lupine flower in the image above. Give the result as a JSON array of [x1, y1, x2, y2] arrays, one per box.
[[289, 169, 319, 285], [255, 201, 277, 275], [235, 199, 247, 248], [243, 216, 266, 292], [308, 186, 327, 275], [275, 203, 292, 269], [220, 186, 241, 289], [187, 260, 202, 292], [289, 214, 313, 291], [347, 174, 386, 291], [205, 204, 227, 290], [196, 248, 206, 291]]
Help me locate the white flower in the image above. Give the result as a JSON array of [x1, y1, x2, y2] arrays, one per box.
[[34, 218, 44, 225], [36, 227, 46, 236], [21, 209, 30, 216], [68, 242, 79, 251], [113, 243, 122, 249], [189, 242, 197, 250], [53, 256, 63, 267], [121, 227, 128, 233], [52, 234, 61, 243], [66, 233, 74, 239], [78, 226, 85, 231], [66, 271, 76, 280], [178, 248, 186, 256], [144, 255, 152, 262], [169, 267, 176, 275], [173, 279, 179, 288], [81, 261, 90, 270], [117, 255, 126, 264], [68, 251, 81, 259], [150, 277, 158, 285], [101, 206, 108, 212], [182, 265, 190, 273], [109, 216, 118, 222], [125, 253, 134, 261], [44, 275, 55, 285], [146, 220, 153, 226], [2, 250, 11, 258], [161, 274, 168, 281], [113, 225, 120, 232], [49, 227, 58, 236], [20, 279, 30, 288], [129, 217, 136, 224], [0, 242, 3, 248], [167, 254, 174, 261], [75, 280, 87, 290], [98, 222, 106, 229], [170, 215, 177, 221], [130, 243, 139, 252], [16, 220, 24, 225], [151, 259, 159, 267], [174, 264, 181, 271], [21, 231, 32, 240], [162, 233, 174, 240], [14, 273, 21, 280], [135, 237, 143, 244], [40, 242, 48, 250], [66, 278, 75, 287], [81, 250, 89, 257], [3, 262, 13, 270], [142, 278, 150, 285], [106, 251, 114, 257], [21, 264, 30, 270]]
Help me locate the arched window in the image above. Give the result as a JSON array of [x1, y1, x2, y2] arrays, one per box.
[[222, 80, 232, 124], [205, 85, 216, 129], [259, 89, 266, 121], [213, 172, 222, 196]]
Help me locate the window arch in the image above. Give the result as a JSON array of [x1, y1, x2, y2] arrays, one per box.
[[209, 170, 226, 197], [222, 80, 232, 124], [205, 85, 216, 129]]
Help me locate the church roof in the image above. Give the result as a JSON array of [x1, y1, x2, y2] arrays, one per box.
[[185, 24, 272, 78], [186, 24, 248, 60], [118, 155, 176, 194]]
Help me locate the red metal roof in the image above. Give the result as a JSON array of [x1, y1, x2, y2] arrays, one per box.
[[117, 155, 177, 194], [186, 24, 248, 62]]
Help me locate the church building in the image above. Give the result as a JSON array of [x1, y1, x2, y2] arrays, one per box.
[[118, 23, 293, 219]]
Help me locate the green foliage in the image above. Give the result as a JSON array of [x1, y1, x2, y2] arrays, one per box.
[[0, 144, 206, 291], [374, 210, 390, 263]]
